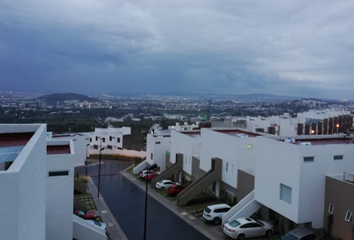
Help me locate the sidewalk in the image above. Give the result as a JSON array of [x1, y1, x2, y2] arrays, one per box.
[[87, 176, 128, 240], [120, 167, 228, 240]]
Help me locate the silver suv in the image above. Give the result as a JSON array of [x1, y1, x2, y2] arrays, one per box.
[[203, 203, 231, 225]]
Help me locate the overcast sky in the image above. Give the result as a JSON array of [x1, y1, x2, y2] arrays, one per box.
[[1, 0, 354, 99]]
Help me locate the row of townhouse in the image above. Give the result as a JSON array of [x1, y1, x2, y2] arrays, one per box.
[[0, 124, 106, 240], [89, 126, 130, 154], [137, 126, 354, 239], [230, 109, 353, 136]]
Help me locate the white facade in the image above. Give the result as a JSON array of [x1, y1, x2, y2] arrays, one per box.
[[0, 124, 47, 240], [146, 134, 171, 171], [49, 132, 90, 166], [0, 124, 106, 240], [254, 136, 354, 228], [200, 129, 256, 189], [90, 126, 131, 154], [169, 131, 201, 176], [46, 140, 75, 240]]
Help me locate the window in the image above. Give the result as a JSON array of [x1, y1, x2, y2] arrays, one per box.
[[156, 142, 161, 144], [49, 171, 69, 177], [102, 138, 105, 143], [334, 155, 343, 160], [303, 156, 314, 162], [93, 145, 98, 150], [151, 153, 153, 160], [117, 138, 120, 143], [345, 210, 352, 222], [90, 138, 92, 142], [107, 145, 113, 150], [118, 147, 123, 150], [95, 136, 98, 141], [226, 162, 228, 172], [328, 203, 334, 214], [280, 184, 292, 204], [109, 136, 112, 141]]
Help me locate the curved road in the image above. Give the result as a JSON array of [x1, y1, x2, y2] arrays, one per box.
[[77, 159, 209, 240]]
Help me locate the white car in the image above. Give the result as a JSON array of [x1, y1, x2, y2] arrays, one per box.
[[140, 170, 159, 178], [223, 217, 273, 240], [155, 179, 174, 190], [85, 220, 107, 233], [203, 203, 231, 225]]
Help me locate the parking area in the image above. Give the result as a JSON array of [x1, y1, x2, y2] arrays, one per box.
[[129, 170, 282, 240]]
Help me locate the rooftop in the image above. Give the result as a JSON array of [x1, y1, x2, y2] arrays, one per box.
[[214, 129, 259, 138], [0, 132, 34, 171]]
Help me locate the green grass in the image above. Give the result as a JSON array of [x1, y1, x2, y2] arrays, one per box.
[[74, 193, 97, 210]]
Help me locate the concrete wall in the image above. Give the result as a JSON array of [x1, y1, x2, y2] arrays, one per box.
[[237, 169, 255, 201], [46, 140, 74, 240], [0, 124, 47, 240], [146, 134, 170, 171], [200, 128, 256, 189], [170, 131, 201, 176], [73, 215, 107, 240]]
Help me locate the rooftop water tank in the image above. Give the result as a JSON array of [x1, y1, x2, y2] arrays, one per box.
[[284, 138, 296, 144], [299, 142, 312, 146]]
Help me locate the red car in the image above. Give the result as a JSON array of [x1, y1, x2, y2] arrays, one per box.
[[144, 172, 159, 181], [166, 185, 186, 196], [73, 210, 96, 220]]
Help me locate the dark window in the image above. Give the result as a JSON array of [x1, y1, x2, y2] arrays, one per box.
[[93, 145, 98, 150], [102, 138, 105, 143], [117, 138, 120, 143], [110, 136, 112, 141], [49, 171, 69, 177], [334, 155, 343, 160], [107, 145, 113, 150], [151, 153, 153, 160], [118, 147, 123, 150], [226, 162, 228, 171], [95, 136, 98, 141], [90, 138, 92, 142], [303, 156, 314, 162], [156, 142, 161, 144]]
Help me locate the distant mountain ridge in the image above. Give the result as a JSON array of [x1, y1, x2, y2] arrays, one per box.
[[38, 93, 98, 102]]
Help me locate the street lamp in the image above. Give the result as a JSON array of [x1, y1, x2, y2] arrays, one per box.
[[85, 143, 90, 176], [143, 169, 152, 240], [97, 146, 105, 198]]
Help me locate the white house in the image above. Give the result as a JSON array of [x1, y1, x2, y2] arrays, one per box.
[[0, 124, 106, 240]]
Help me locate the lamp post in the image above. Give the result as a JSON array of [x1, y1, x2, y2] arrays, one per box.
[[97, 146, 104, 198], [143, 170, 151, 240], [85, 143, 90, 176]]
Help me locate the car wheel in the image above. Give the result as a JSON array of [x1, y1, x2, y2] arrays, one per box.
[[237, 234, 245, 240], [213, 217, 221, 225], [265, 230, 273, 237]]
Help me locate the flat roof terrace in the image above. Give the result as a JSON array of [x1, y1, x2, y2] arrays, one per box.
[[47, 145, 71, 155], [0, 132, 34, 171], [276, 135, 354, 145]]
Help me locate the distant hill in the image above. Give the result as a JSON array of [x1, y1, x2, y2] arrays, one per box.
[[38, 93, 98, 103]]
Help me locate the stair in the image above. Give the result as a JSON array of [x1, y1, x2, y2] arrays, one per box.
[[151, 153, 183, 185], [222, 190, 262, 225], [177, 158, 222, 206]]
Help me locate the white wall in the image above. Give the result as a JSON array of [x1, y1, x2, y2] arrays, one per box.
[[200, 129, 256, 189], [146, 134, 170, 171], [254, 138, 301, 224], [51, 134, 90, 166], [254, 137, 354, 228], [170, 131, 201, 176], [0, 124, 47, 240], [73, 215, 107, 240], [46, 140, 75, 240]]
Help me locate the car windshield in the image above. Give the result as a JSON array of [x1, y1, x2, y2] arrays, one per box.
[[281, 233, 299, 240], [205, 207, 211, 213], [79, 211, 85, 215], [229, 220, 241, 227]]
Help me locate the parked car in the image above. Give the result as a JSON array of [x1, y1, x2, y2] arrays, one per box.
[[280, 228, 324, 240], [166, 184, 186, 196], [73, 210, 96, 220], [140, 170, 159, 179], [223, 217, 273, 240], [155, 179, 174, 190], [144, 172, 159, 181], [85, 220, 107, 232], [203, 203, 231, 225]]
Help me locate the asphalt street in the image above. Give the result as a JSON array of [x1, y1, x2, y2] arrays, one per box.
[[76, 159, 209, 240]]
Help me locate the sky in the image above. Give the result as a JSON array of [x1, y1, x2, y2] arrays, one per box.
[[1, 0, 354, 99]]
